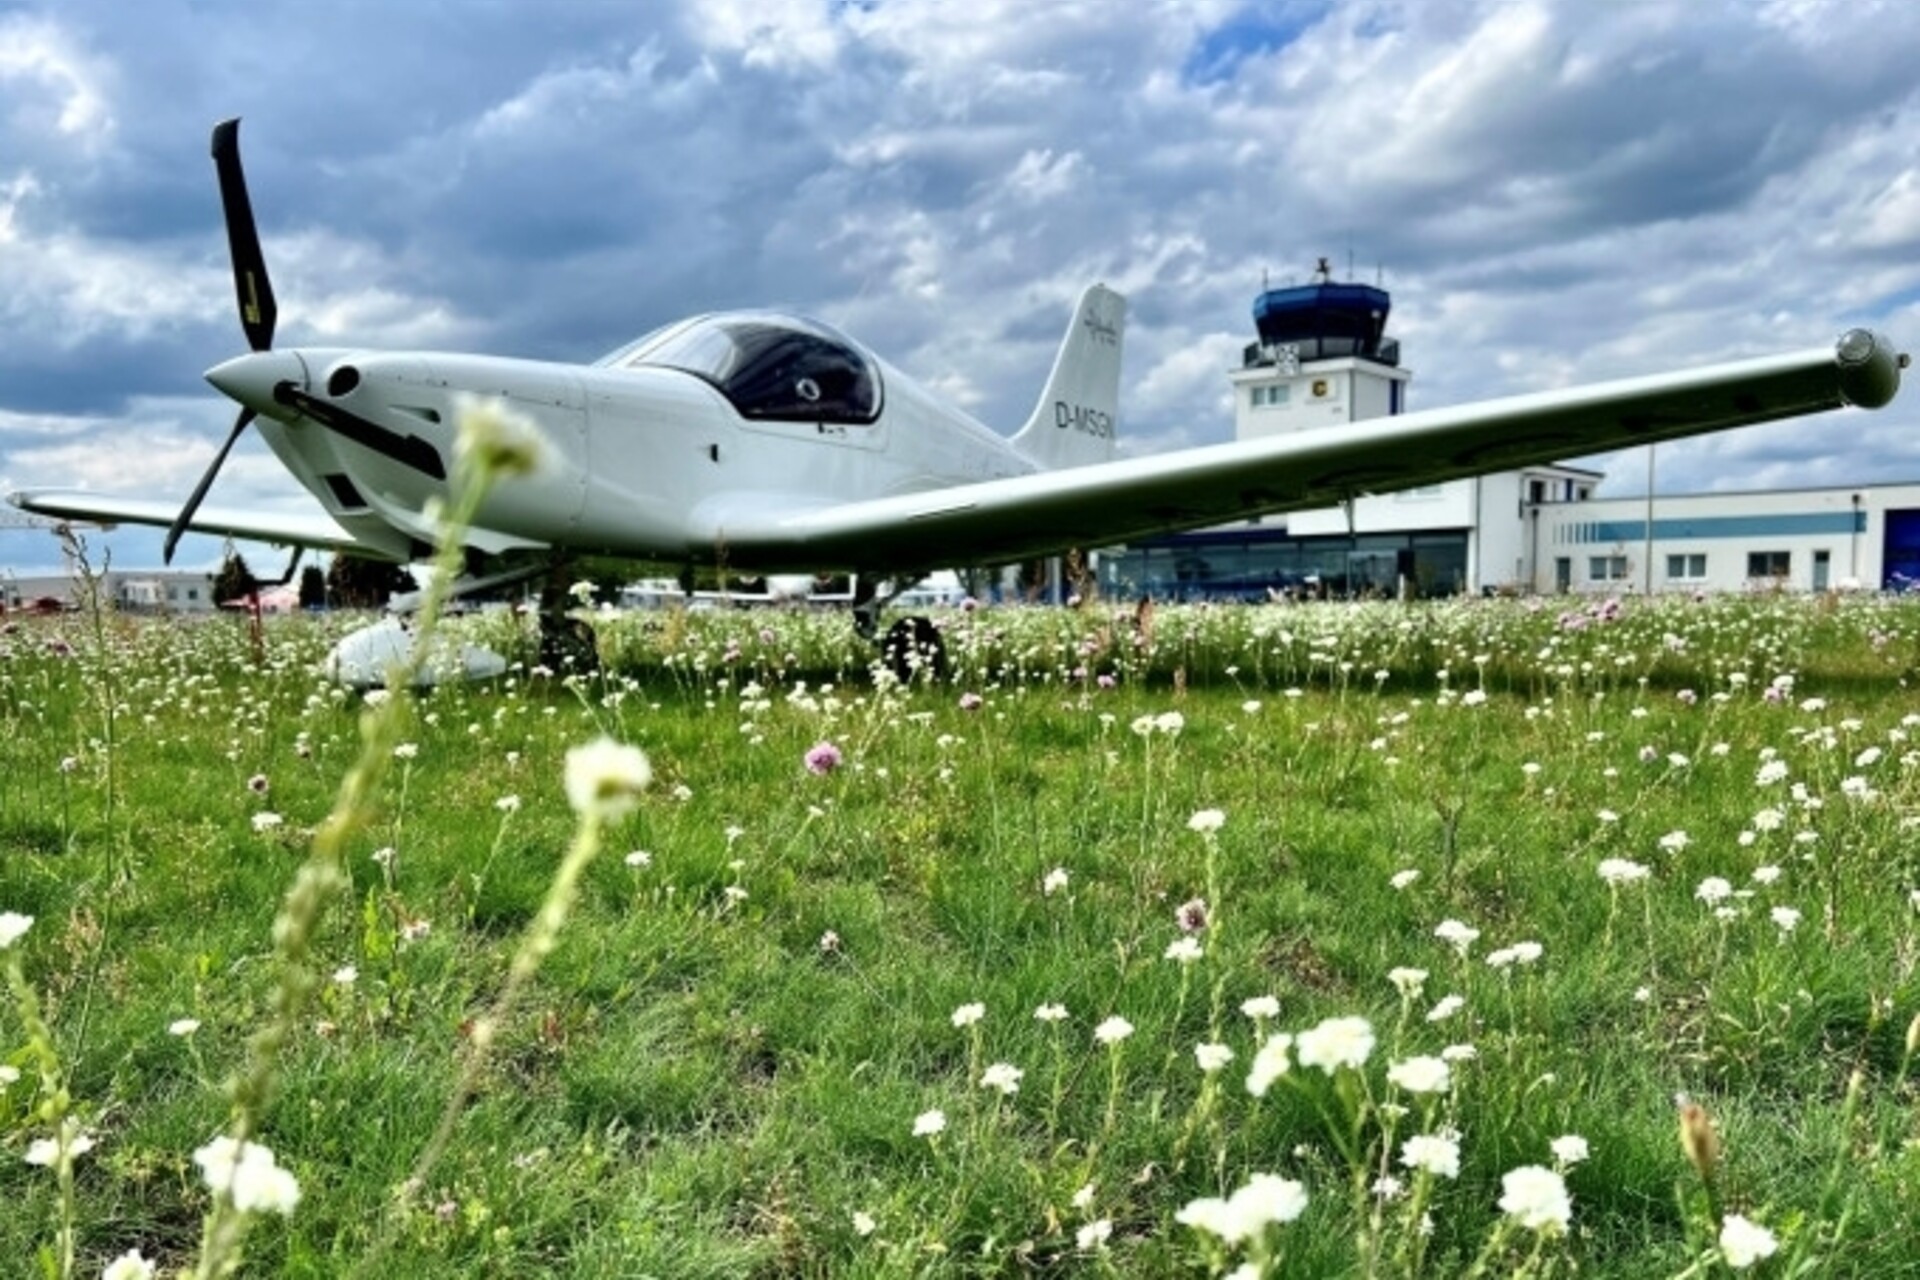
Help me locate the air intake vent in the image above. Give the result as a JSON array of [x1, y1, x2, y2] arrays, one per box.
[[323, 472, 367, 509]]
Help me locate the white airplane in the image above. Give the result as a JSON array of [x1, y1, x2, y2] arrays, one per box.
[[8, 119, 1911, 681]]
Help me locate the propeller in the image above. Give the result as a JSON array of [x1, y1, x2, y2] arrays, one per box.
[[166, 118, 277, 564]]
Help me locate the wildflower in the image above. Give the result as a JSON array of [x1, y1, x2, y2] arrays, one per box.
[[1094, 1015, 1134, 1045], [951, 1002, 986, 1028], [817, 930, 842, 954], [851, 1210, 877, 1237], [453, 392, 549, 477], [1440, 1042, 1477, 1062], [1187, 808, 1225, 833], [979, 1062, 1024, 1095], [803, 740, 843, 775], [169, 1018, 201, 1037], [1042, 867, 1069, 896], [25, 1129, 95, 1166], [0, 912, 32, 949], [1296, 1016, 1374, 1074], [1695, 877, 1735, 906], [1076, 1218, 1112, 1249], [624, 850, 652, 869], [1434, 919, 1480, 957], [1164, 936, 1203, 964], [246, 773, 269, 795], [251, 812, 283, 833], [400, 918, 432, 942], [564, 738, 652, 819], [1388, 967, 1428, 997], [1400, 1132, 1461, 1179], [1756, 759, 1790, 786], [1752, 865, 1782, 885], [371, 847, 396, 870], [1597, 858, 1650, 885], [1498, 1165, 1572, 1233], [1509, 941, 1544, 964], [1770, 905, 1802, 933], [0, 1066, 19, 1085], [1426, 994, 1465, 1022], [958, 692, 983, 711], [1154, 711, 1185, 735], [1658, 830, 1691, 854], [1240, 995, 1280, 1020], [1390, 868, 1420, 890], [912, 1109, 946, 1138], [1550, 1134, 1590, 1166], [1176, 897, 1209, 932], [102, 1250, 156, 1280], [1194, 1042, 1235, 1073], [1719, 1214, 1779, 1269], [1072, 1182, 1097, 1210], [494, 794, 521, 813], [1034, 1003, 1069, 1022], [332, 965, 357, 985], [1386, 1056, 1451, 1095], [1246, 1033, 1293, 1096]]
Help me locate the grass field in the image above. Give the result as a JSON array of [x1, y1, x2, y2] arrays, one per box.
[[4, 591, 1920, 1277]]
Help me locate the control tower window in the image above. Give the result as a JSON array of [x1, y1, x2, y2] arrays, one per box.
[[613, 313, 882, 425]]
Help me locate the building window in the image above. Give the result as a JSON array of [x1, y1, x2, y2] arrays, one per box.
[[1250, 384, 1290, 409], [1528, 479, 1547, 504], [1588, 555, 1629, 581], [1747, 551, 1790, 579], [1666, 553, 1707, 580], [1575, 486, 1592, 500], [187, 588, 199, 601]]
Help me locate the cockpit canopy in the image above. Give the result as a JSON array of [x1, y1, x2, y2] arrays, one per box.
[[600, 313, 882, 424]]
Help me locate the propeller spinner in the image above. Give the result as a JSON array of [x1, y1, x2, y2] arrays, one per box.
[[165, 117, 277, 564]]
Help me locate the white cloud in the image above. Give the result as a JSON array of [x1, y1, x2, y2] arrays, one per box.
[[0, 14, 114, 143]]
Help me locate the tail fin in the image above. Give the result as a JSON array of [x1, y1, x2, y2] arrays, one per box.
[[1009, 283, 1126, 471]]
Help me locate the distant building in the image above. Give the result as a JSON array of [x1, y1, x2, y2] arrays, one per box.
[[1099, 266, 1920, 600], [2, 568, 218, 613]]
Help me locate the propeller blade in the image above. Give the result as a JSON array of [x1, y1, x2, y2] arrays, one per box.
[[164, 406, 255, 564], [211, 118, 277, 352]]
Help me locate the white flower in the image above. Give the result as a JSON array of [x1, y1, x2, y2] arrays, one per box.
[[1176, 1175, 1308, 1243], [193, 1136, 301, 1214], [1071, 1182, 1096, 1210], [1695, 877, 1735, 906], [102, 1250, 156, 1280], [0, 912, 35, 949], [333, 965, 358, 985], [1549, 1134, 1590, 1166], [1434, 919, 1480, 956], [168, 1018, 201, 1037], [1499, 1165, 1572, 1233], [0, 1065, 19, 1085], [1034, 1003, 1069, 1023], [1388, 967, 1428, 997], [1658, 830, 1691, 853], [1194, 1042, 1235, 1073], [1154, 711, 1185, 735], [912, 1109, 946, 1138], [1187, 808, 1225, 833], [1752, 864, 1782, 885], [979, 1062, 1024, 1095], [250, 812, 283, 833], [1597, 858, 1650, 885], [851, 1210, 877, 1237], [1164, 936, 1203, 964], [1386, 1055, 1451, 1095], [452, 392, 550, 477], [1389, 869, 1420, 890], [392, 742, 418, 760], [24, 1127, 95, 1167], [1240, 995, 1280, 1020], [1426, 994, 1465, 1022], [1042, 866, 1069, 895], [951, 1002, 986, 1028], [1756, 759, 1790, 786], [1770, 905, 1802, 933], [1400, 1133, 1461, 1179], [494, 794, 522, 813], [1246, 1033, 1293, 1097], [1296, 1016, 1375, 1074], [1094, 1015, 1134, 1046], [1440, 1042, 1477, 1062], [563, 738, 652, 820], [1719, 1213, 1780, 1269], [1509, 941, 1544, 964], [1076, 1218, 1113, 1250]]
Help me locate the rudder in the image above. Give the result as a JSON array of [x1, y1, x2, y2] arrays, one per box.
[[1010, 283, 1126, 471]]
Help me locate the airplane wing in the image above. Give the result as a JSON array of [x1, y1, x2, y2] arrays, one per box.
[[6, 490, 366, 554], [692, 332, 1905, 574]]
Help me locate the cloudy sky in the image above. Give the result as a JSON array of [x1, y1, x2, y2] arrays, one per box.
[[4, 0, 1919, 571]]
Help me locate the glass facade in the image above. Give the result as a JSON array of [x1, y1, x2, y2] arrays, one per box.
[[1097, 529, 1469, 601]]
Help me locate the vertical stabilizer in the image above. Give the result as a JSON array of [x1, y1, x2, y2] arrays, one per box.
[[1010, 283, 1126, 471]]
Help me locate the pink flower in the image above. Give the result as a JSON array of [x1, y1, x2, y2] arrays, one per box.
[[959, 692, 983, 711], [805, 741, 843, 775]]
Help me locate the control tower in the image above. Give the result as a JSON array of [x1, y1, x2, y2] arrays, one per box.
[[1230, 258, 1410, 440]]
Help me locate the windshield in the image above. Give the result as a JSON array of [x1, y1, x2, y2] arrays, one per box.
[[608, 313, 882, 425]]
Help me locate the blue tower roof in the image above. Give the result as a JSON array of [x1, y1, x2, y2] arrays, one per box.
[[1246, 276, 1398, 368]]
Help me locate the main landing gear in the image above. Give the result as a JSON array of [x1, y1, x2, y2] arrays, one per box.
[[852, 576, 949, 684]]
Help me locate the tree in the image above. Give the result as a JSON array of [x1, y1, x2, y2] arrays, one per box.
[[212, 550, 256, 606], [326, 554, 416, 609], [298, 564, 327, 610]]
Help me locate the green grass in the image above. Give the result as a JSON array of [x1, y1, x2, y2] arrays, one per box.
[[4, 593, 1920, 1276]]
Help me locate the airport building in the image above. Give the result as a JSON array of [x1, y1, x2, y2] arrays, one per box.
[[2, 568, 218, 614], [1098, 267, 1920, 600]]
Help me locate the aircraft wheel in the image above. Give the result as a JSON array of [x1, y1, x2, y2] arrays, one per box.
[[881, 615, 948, 684]]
